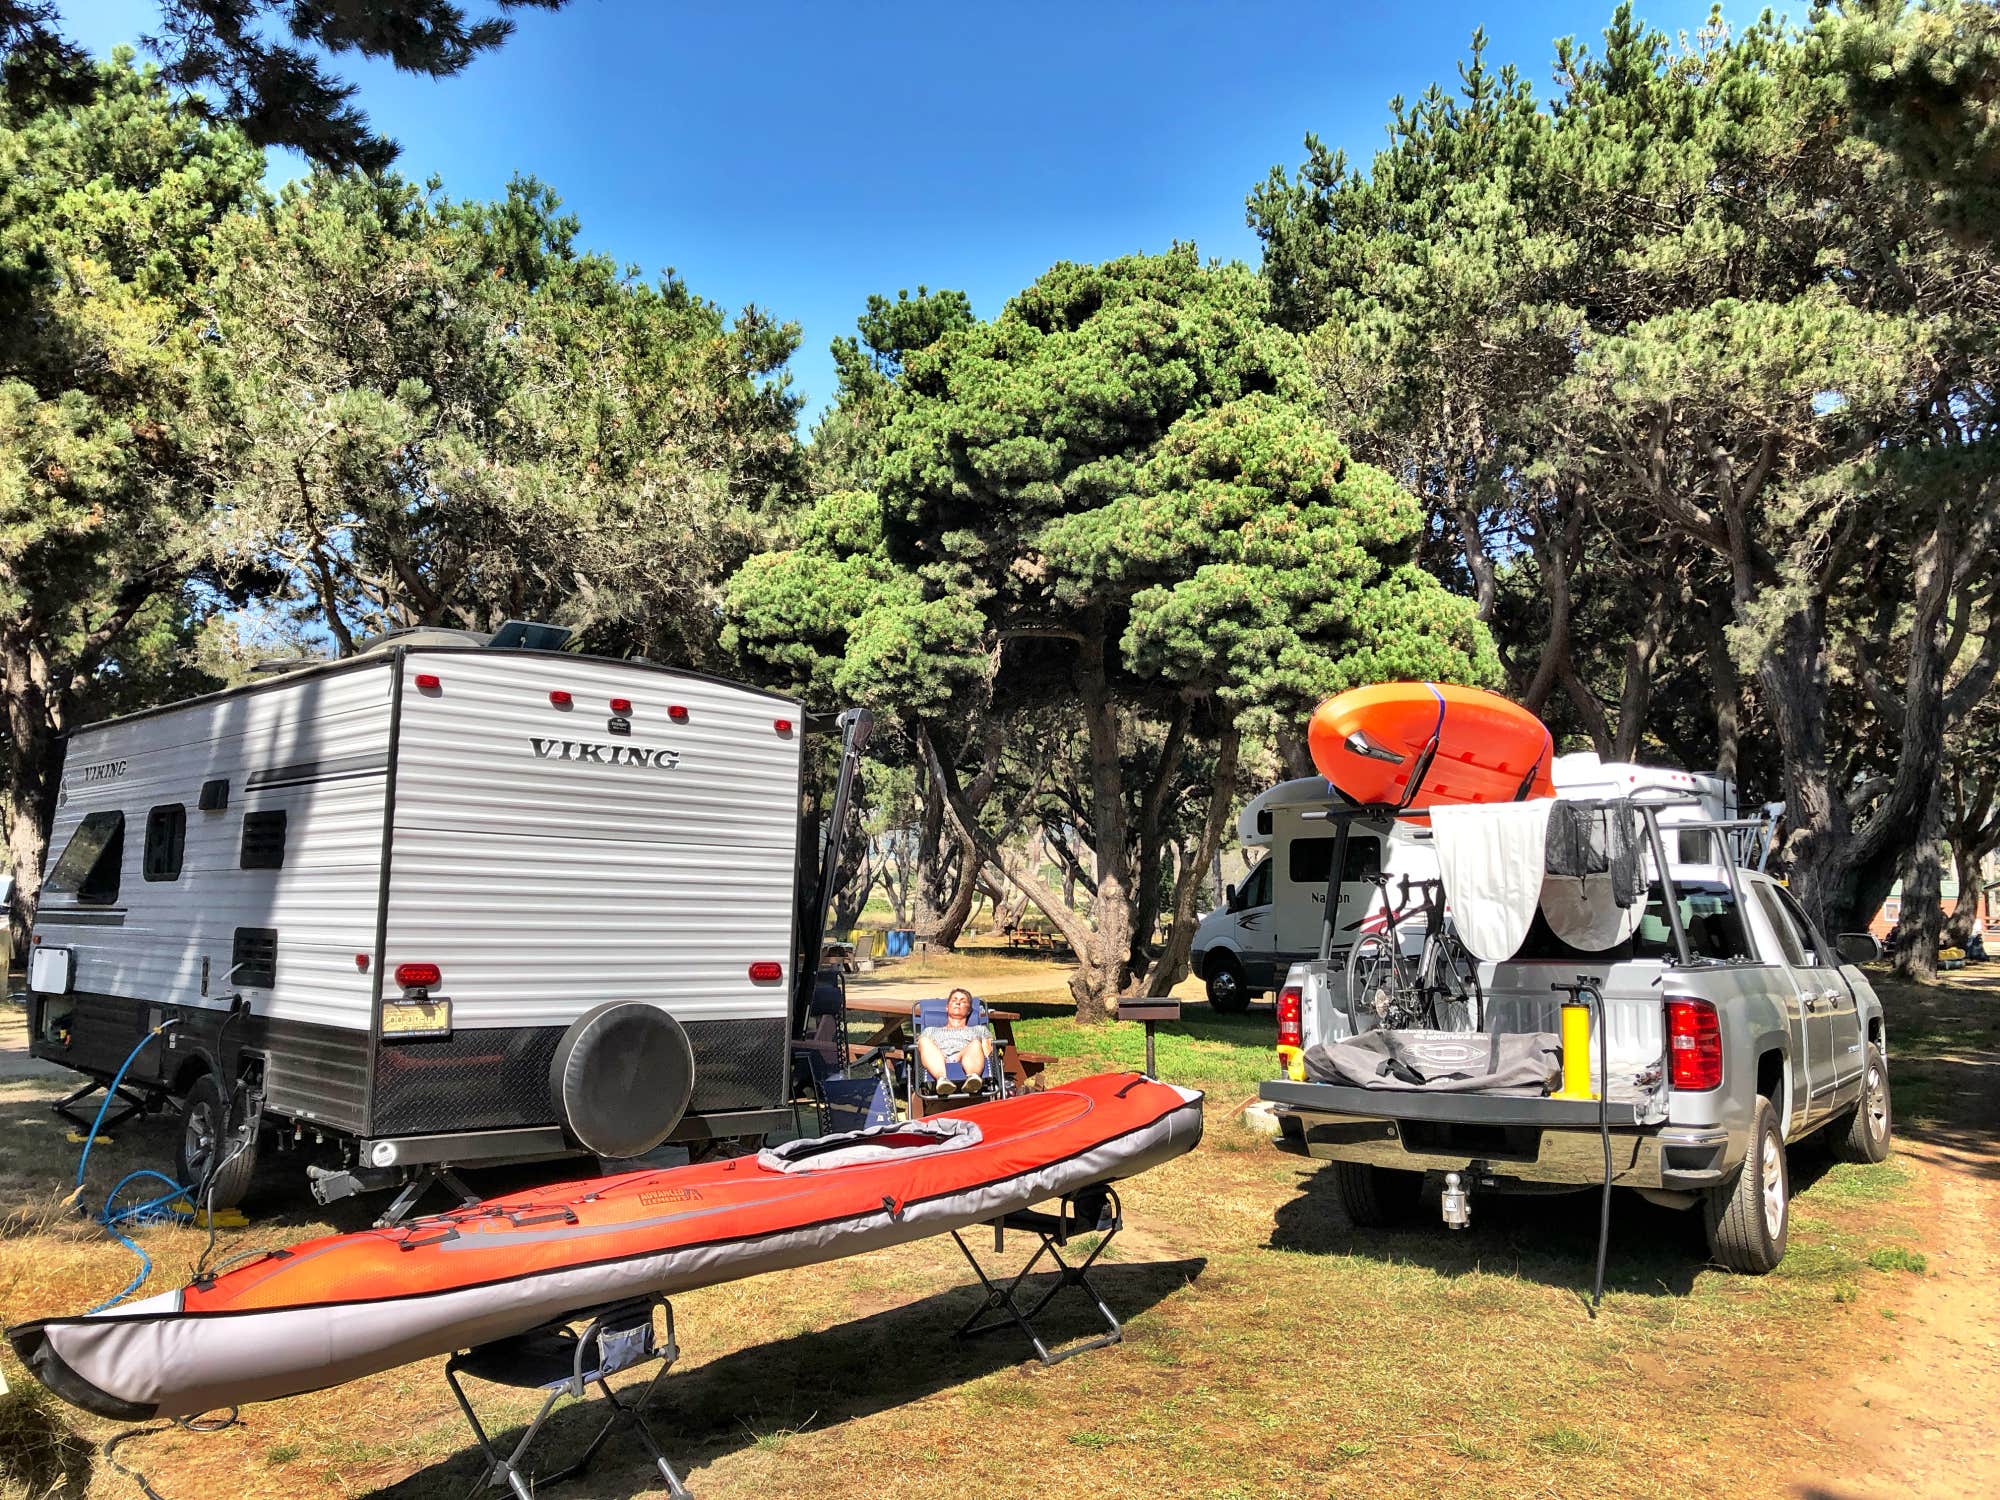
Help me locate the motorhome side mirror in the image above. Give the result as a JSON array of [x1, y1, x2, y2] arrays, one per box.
[[1834, 932, 1881, 965], [1225, 883, 1237, 908]]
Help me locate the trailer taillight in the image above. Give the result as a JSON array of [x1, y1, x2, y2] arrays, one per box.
[[415, 673, 441, 693], [610, 697, 632, 714], [669, 704, 689, 723], [1276, 985, 1303, 1050], [774, 718, 794, 736], [395, 962, 442, 990], [748, 961, 783, 982], [1666, 996, 1722, 1090], [549, 690, 573, 708]]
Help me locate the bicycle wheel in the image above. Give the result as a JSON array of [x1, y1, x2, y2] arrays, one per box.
[[1424, 924, 1484, 1031], [1347, 934, 1415, 1031]]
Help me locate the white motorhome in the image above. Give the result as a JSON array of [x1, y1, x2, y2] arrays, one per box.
[[25, 629, 806, 1213], [1189, 778, 1438, 1011]]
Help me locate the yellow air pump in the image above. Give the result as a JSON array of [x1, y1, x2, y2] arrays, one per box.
[[1551, 981, 1600, 1102]]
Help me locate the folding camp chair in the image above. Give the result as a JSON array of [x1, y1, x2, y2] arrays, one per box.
[[950, 1185, 1124, 1366], [906, 995, 1009, 1116], [793, 968, 896, 1132], [444, 1295, 690, 1499]]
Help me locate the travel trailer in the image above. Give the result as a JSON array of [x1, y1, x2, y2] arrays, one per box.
[[25, 627, 809, 1215], [1189, 778, 1438, 1011]]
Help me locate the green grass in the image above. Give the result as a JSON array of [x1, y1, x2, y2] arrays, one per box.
[[1009, 999, 1275, 1096], [1865, 1246, 1927, 1275]]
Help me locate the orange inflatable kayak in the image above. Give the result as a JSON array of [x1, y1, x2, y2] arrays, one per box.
[[9, 1072, 1202, 1420], [1308, 682, 1553, 811]]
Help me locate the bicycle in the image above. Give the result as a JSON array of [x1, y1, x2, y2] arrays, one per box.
[[1344, 873, 1484, 1032]]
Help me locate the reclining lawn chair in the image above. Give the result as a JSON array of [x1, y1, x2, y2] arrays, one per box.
[[905, 994, 1009, 1117], [792, 968, 896, 1132], [444, 1294, 689, 1499]]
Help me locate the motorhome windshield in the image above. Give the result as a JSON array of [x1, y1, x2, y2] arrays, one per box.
[[1517, 879, 1753, 964]]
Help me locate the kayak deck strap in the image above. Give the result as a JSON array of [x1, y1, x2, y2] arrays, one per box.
[[950, 1186, 1125, 1367]]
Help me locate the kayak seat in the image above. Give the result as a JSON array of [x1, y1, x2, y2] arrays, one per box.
[[444, 1294, 690, 1500]]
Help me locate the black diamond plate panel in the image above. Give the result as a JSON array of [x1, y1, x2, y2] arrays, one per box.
[[369, 1025, 563, 1137], [684, 1018, 787, 1113], [368, 1016, 787, 1137]]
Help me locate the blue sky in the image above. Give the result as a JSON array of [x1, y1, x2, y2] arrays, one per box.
[[63, 0, 1719, 428]]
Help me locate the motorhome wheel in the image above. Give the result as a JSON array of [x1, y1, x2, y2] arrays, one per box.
[[549, 1002, 695, 1158], [1205, 954, 1250, 1013]]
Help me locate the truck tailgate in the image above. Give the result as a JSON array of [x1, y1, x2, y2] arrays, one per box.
[[1262, 1079, 1646, 1127]]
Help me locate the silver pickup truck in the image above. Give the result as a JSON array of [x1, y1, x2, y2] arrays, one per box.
[[1260, 833, 1892, 1274]]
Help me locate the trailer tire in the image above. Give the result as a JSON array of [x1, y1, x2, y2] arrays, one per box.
[[1205, 954, 1251, 1013], [176, 1073, 258, 1212], [1704, 1096, 1788, 1274], [1330, 1161, 1423, 1228], [1829, 1042, 1893, 1164]]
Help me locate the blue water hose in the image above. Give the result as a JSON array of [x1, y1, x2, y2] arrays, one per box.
[[70, 1023, 196, 1312]]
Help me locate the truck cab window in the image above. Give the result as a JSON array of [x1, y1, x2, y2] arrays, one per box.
[[144, 804, 186, 882], [1765, 883, 1828, 966], [240, 809, 288, 870], [46, 811, 125, 905], [1520, 879, 1752, 963]]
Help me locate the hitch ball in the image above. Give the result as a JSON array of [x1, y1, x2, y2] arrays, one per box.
[[1441, 1171, 1471, 1230]]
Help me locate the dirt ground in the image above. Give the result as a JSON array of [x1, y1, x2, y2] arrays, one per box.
[[0, 966, 1994, 1499]]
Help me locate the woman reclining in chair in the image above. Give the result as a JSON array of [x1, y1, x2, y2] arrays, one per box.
[[917, 987, 993, 1097]]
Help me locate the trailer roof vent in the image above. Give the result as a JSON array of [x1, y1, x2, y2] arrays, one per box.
[[487, 619, 573, 652]]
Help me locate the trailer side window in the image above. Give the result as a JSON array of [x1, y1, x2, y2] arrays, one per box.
[[1288, 835, 1381, 885], [143, 804, 186, 882], [240, 810, 288, 869], [45, 811, 125, 905]]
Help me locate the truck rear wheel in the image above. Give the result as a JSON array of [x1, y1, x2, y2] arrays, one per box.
[[1704, 1096, 1788, 1273], [1829, 1042, 1892, 1164], [1205, 954, 1251, 1013], [176, 1072, 258, 1212], [1330, 1161, 1423, 1228]]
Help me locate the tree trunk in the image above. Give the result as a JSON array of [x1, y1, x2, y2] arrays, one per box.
[[1698, 594, 1741, 786], [1146, 724, 1242, 996], [928, 830, 984, 950], [1943, 837, 1992, 950], [1129, 701, 1191, 974], [1890, 789, 1945, 982], [2, 635, 65, 952], [1070, 621, 1135, 1023]]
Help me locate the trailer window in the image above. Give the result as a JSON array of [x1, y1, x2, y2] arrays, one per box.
[[143, 804, 186, 882], [239, 810, 288, 870], [1288, 835, 1381, 885], [46, 811, 125, 905]]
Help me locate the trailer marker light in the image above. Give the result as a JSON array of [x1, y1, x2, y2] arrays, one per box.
[[668, 704, 689, 723], [1666, 996, 1723, 1090], [774, 718, 793, 736], [549, 690, 573, 708], [415, 673, 441, 692], [355, 954, 369, 972], [395, 962, 442, 989], [610, 697, 632, 714], [748, 961, 783, 982]]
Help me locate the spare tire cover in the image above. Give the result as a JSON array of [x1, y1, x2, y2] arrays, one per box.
[[549, 1002, 694, 1158]]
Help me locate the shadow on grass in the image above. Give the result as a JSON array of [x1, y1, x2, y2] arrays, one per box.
[[366, 1257, 1206, 1500], [1267, 1163, 1709, 1298]]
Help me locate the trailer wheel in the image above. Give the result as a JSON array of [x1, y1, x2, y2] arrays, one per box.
[[1829, 1042, 1893, 1164], [1330, 1161, 1423, 1228], [176, 1073, 258, 1212], [1205, 954, 1251, 1013], [1704, 1096, 1788, 1274]]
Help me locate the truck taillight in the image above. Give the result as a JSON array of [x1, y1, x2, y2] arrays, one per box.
[[1276, 985, 1303, 1050], [1666, 997, 1722, 1090], [395, 962, 441, 990]]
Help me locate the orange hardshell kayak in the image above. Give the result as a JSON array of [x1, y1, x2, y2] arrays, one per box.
[[1307, 682, 1554, 811], [9, 1072, 1202, 1420]]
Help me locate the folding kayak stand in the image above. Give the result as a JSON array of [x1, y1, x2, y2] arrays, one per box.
[[445, 1294, 691, 1499], [950, 1186, 1124, 1366]]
